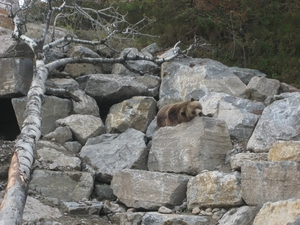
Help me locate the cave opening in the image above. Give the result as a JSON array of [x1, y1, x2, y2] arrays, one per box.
[[0, 98, 20, 140]]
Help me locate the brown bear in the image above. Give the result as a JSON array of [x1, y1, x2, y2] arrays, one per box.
[[156, 98, 205, 128]]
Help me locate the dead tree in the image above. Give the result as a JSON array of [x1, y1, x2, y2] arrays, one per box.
[[0, 0, 197, 224]]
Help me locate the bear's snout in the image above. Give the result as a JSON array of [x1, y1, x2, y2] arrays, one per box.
[[198, 112, 203, 116]]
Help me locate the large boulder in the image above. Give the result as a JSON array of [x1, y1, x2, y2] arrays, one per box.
[[158, 58, 246, 107], [0, 58, 33, 97], [253, 199, 300, 225], [29, 170, 94, 202], [245, 76, 281, 102], [200, 92, 265, 140], [71, 89, 100, 117], [148, 117, 232, 175], [187, 171, 243, 209], [241, 161, 300, 206], [77, 74, 160, 104], [247, 93, 300, 152], [56, 114, 106, 145], [111, 169, 191, 210], [80, 129, 148, 182], [228, 67, 266, 85], [12, 96, 72, 135], [105, 96, 157, 133], [218, 206, 260, 225]]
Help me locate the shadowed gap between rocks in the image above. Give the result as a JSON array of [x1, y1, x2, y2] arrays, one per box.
[[0, 98, 20, 140]]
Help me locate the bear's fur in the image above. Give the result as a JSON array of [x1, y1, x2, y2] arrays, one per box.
[[156, 98, 204, 128]]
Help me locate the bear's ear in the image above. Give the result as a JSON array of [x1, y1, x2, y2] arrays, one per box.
[[190, 98, 195, 101]]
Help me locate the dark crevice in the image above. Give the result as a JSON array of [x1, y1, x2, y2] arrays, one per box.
[[0, 98, 20, 140]]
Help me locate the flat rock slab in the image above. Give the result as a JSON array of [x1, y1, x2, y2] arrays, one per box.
[[29, 170, 94, 202], [111, 169, 191, 210], [141, 212, 208, 225]]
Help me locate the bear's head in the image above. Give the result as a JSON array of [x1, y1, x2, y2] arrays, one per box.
[[180, 98, 203, 120]]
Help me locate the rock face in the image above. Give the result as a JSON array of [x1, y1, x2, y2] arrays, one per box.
[[241, 161, 300, 206], [247, 93, 300, 152], [12, 96, 73, 135], [253, 199, 300, 225], [111, 169, 191, 210], [0, 58, 33, 97], [29, 170, 94, 202], [105, 96, 157, 133], [187, 171, 243, 209], [80, 129, 148, 182], [148, 117, 232, 175], [159, 58, 246, 107]]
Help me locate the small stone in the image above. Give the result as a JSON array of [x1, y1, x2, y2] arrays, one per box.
[[192, 207, 201, 215], [205, 208, 212, 212], [127, 208, 136, 213], [212, 208, 220, 213], [49, 163, 58, 170], [158, 206, 173, 214]]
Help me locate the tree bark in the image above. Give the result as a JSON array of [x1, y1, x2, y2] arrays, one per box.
[[0, 60, 48, 225]]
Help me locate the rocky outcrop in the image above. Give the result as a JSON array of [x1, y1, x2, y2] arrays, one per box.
[[1, 35, 300, 224]]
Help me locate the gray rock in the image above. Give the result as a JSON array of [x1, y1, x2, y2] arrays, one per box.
[[80, 129, 148, 182], [145, 118, 157, 140], [141, 43, 161, 55], [43, 126, 73, 144], [230, 153, 268, 171], [245, 76, 281, 102], [148, 117, 232, 175], [0, 58, 33, 97], [241, 161, 300, 206], [71, 89, 100, 117], [105, 96, 157, 133], [62, 201, 103, 215], [70, 45, 100, 58], [29, 170, 94, 202], [12, 96, 72, 135], [229, 67, 266, 85], [158, 58, 246, 108], [23, 196, 62, 222], [200, 92, 265, 140], [247, 92, 300, 152], [141, 212, 208, 225], [45, 78, 79, 90], [56, 114, 106, 145], [218, 206, 260, 225], [94, 182, 116, 201], [77, 74, 159, 104], [111, 169, 191, 210], [35, 140, 81, 171], [187, 171, 243, 209], [112, 48, 160, 76], [63, 141, 82, 153]]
